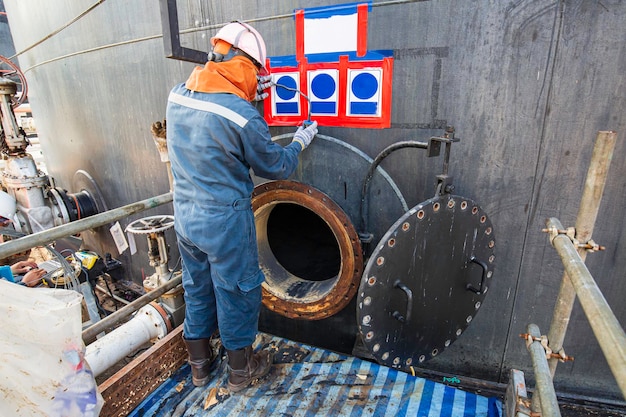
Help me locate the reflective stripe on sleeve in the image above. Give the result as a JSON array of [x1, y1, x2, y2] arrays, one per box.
[[168, 92, 249, 128]]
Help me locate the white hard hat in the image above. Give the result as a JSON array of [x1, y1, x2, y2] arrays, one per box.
[[0, 191, 16, 221], [211, 21, 267, 73]]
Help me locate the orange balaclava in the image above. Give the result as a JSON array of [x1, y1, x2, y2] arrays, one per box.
[[185, 39, 259, 101]]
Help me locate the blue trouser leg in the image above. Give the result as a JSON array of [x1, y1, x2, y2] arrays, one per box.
[[213, 276, 262, 351], [179, 233, 262, 347], [175, 201, 265, 350], [178, 235, 218, 340]]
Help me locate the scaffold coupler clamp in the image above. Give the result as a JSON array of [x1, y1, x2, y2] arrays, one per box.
[[515, 397, 537, 417], [541, 225, 605, 252], [520, 333, 574, 362]]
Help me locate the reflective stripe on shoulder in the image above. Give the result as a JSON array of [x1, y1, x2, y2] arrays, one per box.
[[168, 92, 249, 128]]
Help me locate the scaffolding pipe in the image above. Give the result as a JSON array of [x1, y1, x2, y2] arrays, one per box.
[[82, 273, 182, 343], [526, 324, 562, 417], [545, 131, 617, 378], [546, 217, 626, 398], [0, 192, 173, 259]]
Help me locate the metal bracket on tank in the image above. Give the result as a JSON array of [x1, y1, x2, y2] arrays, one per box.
[[427, 126, 460, 197], [359, 126, 460, 249], [158, 0, 210, 64]]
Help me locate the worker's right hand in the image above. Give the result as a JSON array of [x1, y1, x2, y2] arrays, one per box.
[[22, 268, 46, 287], [292, 121, 318, 151]]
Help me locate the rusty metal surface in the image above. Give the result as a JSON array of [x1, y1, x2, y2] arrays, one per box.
[[252, 180, 363, 320], [98, 325, 187, 417]]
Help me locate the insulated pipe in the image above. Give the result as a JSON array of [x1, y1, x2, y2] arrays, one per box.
[[546, 217, 626, 398], [82, 273, 181, 342], [525, 324, 562, 417], [0, 192, 172, 259], [85, 303, 170, 378], [545, 131, 617, 376]]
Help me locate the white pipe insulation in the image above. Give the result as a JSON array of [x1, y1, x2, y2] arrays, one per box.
[[85, 303, 169, 378]]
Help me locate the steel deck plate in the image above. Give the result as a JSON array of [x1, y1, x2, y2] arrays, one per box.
[[128, 334, 502, 417]]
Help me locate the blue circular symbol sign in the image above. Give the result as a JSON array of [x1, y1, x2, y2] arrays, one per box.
[[351, 73, 378, 100], [311, 73, 336, 100], [276, 75, 297, 100]]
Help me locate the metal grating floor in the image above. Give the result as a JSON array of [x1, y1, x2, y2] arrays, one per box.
[[129, 334, 502, 416]]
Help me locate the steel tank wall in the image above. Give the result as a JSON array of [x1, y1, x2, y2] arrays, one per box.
[[5, 0, 626, 403], [0, 1, 16, 58]]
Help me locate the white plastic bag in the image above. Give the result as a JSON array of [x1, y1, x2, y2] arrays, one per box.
[[0, 280, 103, 417]]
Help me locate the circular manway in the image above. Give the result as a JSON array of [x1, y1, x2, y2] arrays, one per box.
[[252, 180, 363, 320], [357, 194, 496, 369]]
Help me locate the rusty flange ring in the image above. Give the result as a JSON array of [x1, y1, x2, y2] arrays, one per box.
[[252, 180, 363, 320]]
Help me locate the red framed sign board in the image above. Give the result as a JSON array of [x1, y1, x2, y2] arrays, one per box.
[[264, 2, 394, 129]]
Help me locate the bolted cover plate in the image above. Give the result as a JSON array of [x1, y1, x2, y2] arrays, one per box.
[[357, 194, 495, 370]]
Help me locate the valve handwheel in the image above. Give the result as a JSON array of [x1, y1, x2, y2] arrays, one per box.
[[126, 215, 175, 234], [0, 55, 28, 108]]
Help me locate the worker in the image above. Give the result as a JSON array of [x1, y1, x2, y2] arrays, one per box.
[[166, 21, 318, 392], [0, 260, 46, 286]]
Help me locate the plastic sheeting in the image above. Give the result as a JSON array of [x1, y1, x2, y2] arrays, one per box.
[[0, 280, 103, 417]]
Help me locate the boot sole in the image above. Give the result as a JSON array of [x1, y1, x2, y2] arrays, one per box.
[[192, 375, 211, 387]]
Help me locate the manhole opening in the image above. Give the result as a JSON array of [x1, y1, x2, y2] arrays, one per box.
[[267, 203, 341, 282]]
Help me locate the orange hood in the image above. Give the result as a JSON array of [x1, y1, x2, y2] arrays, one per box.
[[185, 56, 258, 101]]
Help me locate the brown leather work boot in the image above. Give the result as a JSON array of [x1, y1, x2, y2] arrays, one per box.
[[183, 337, 217, 387], [226, 345, 272, 392]]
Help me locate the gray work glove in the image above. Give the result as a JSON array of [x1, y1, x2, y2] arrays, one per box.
[[292, 121, 318, 151], [253, 74, 273, 101]]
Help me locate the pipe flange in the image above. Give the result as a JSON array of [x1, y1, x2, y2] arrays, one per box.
[[252, 180, 363, 320], [148, 301, 173, 334], [136, 302, 170, 339], [72, 169, 109, 213], [48, 188, 73, 224]]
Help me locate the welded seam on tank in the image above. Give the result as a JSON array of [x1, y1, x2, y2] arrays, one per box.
[[272, 133, 410, 213], [499, 0, 565, 383], [17, 0, 430, 73], [8, 0, 108, 60]]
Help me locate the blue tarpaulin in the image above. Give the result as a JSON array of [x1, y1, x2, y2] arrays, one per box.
[[129, 334, 502, 416]]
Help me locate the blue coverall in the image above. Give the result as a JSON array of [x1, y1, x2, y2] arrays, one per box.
[[0, 265, 15, 283], [166, 83, 302, 350]]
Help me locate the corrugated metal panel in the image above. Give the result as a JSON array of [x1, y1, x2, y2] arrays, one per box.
[[129, 334, 502, 416]]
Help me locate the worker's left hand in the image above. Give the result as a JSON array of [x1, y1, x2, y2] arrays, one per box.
[[253, 74, 273, 101]]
